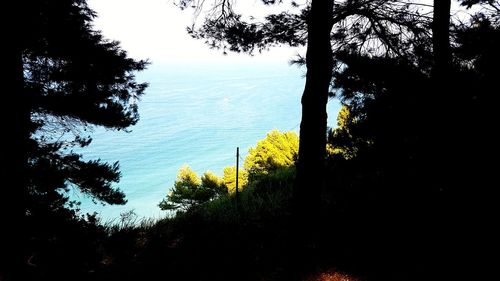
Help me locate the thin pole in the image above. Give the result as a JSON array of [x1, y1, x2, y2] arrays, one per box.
[[235, 147, 239, 209]]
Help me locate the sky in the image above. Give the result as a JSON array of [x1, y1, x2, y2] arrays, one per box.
[[87, 0, 301, 64]]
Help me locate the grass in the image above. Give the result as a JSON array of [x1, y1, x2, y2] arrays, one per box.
[[24, 166, 369, 281], [88, 167, 300, 281]]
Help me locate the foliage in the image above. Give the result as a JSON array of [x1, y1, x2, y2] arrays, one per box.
[[160, 130, 300, 211], [321, 2, 498, 279], [92, 165, 298, 281], [159, 165, 227, 211], [222, 165, 248, 193], [20, 0, 148, 216], [327, 105, 358, 160], [178, 0, 433, 57], [244, 130, 299, 180], [203, 166, 295, 223], [9, 1, 147, 279], [201, 170, 228, 196]]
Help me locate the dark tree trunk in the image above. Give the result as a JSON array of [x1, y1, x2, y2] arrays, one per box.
[[294, 0, 334, 218], [425, 0, 452, 187], [426, 1, 455, 278], [432, 0, 451, 77], [429, 0, 452, 186]]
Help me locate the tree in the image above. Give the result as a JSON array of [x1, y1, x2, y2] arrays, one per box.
[[23, 0, 147, 208], [327, 105, 358, 160], [3, 1, 147, 278], [26, 0, 146, 206], [223, 166, 248, 193], [244, 130, 299, 180], [159, 166, 226, 211], [159, 165, 202, 211], [201, 171, 228, 196]]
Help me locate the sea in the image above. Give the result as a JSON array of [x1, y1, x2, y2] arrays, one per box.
[[77, 61, 341, 221]]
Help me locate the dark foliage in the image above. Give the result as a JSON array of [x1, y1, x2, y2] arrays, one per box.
[[2, 0, 147, 280], [21, 0, 147, 213], [20, 0, 147, 208], [321, 3, 498, 279]]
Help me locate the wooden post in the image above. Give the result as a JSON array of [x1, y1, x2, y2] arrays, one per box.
[[235, 147, 239, 209]]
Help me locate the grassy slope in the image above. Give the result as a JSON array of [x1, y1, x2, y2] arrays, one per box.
[[95, 168, 309, 281]]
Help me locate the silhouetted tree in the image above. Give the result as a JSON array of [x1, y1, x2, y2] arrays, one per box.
[[2, 0, 147, 279]]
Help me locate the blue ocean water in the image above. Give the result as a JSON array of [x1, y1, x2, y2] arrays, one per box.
[[77, 61, 340, 221]]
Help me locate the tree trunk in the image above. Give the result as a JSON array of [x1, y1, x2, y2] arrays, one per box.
[[429, 0, 452, 186], [427, 1, 453, 277], [432, 0, 451, 77], [294, 0, 334, 218]]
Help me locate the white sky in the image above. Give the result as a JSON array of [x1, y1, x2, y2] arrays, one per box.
[[87, 0, 300, 64]]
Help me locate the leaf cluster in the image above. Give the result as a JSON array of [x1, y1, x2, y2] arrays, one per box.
[[159, 166, 228, 211], [20, 0, 148, 219]]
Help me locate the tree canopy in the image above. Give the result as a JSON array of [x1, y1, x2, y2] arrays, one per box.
[[21, 0, 148, 214], [244, 130, 299, 179], [159, 166, 227, 211], [3, 1, 148, 278], [327, 105, 359, 160], [222, 166, 248, 193]]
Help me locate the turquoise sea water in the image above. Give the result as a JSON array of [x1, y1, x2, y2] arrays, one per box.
[[77, 61, 340, 221]]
